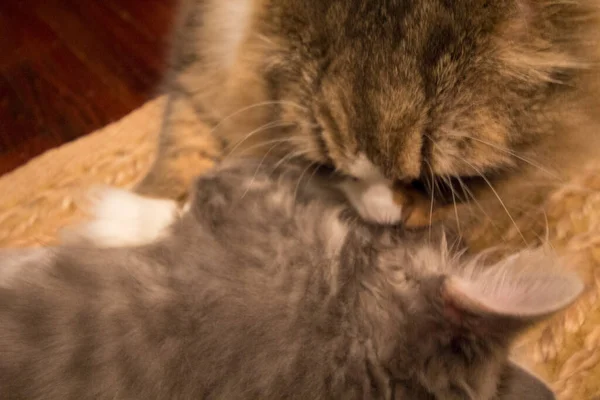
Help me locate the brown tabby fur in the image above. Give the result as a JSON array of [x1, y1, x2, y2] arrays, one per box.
[[138, 0, 600, 248]]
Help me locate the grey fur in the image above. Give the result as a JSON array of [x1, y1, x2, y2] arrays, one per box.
[[0, 160, 581, 399]]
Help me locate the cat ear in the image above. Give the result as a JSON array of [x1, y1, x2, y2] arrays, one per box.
[[496, 362, 555, 400], [440, 249, 583, 335]]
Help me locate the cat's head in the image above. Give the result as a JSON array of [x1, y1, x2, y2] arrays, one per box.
[[185, 0, 599, 225], [374, 246, 583, 399]]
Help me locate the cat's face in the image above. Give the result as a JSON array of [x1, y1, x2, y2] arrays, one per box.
[[256, 0, 594, 222], [262, 0, 522, 179], [189, 0, 597, 225]]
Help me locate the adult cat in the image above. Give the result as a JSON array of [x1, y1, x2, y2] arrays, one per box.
[[137, 0, 600, 243]]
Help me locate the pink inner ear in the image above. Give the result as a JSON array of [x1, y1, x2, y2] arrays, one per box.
[[445, 269, 584, 319]]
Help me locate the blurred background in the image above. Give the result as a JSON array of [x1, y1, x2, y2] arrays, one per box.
[[0, 0, 178, 176]]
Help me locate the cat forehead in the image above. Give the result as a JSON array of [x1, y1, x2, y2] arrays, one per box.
[[268, 0, 506, 46]]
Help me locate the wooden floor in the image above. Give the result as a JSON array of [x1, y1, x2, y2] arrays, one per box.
[[0, 0, 178, 176]]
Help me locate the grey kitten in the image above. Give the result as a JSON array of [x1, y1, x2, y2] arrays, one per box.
[[137, 0, 600, 239], [0, 159, 581, 399]]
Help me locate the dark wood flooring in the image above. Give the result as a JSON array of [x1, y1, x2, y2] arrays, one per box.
[[0, 0, 178, 176]]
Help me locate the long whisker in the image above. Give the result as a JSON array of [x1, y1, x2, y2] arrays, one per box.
[[273, 150, 316, 193], [293, 162, 319, 201], [454, 175, 503, 234], [438, 174, 466, 203], [442, 174, 463, 238], [540, 209, 554, 250], [424, 160, 435, 241], [460, 158, 528, 245], [544, 220, 556, 252], [509, 204, 555, 248], [206, 100, 308, 135], [425, 134, 464, 237], [424, 135, 464, 238], [426, 133, 503, 235], [226, 116, 321, 158], [446, 133, 560, 181], [303, 160, 323, 192], [239, 142, 288, 200], [254, 33, 278, 48], [270, 149, 314, 177], [233, 136, 308, 157], [223, 120, 298, 159]]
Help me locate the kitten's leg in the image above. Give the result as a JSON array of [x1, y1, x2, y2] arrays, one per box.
[[63, 187, 181, 248], [135, 93, 222, 202]]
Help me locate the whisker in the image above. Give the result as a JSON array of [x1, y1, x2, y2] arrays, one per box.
[[206, 100, 308, 136], [233, 136, 308, 157], [445, 133, 560, 181], [451, 176, 474, 210], [425, 135, 466, 238], [424, 160, 435, 241], [201, 100, 307, 151], [293, 162, 319, 202], [270, 149, 314, 177], [460, 158, 528, 245], [254, 33, 278, 48], [239, 142, 288, 200], [229, 117, 322, 158], [301, 159, 325, 197], [425, 134, 466, 237], [443, 174, 463, 238], [426, 134, 503, 236], [274, 151, 315, 193], [223, 120, 298, 160], [540, 209, 554, 250], [454, 176, 503, 234]]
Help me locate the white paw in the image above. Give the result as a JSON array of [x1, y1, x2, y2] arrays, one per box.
[[338, 180, 403, 225], [67, 187, 180, 248]]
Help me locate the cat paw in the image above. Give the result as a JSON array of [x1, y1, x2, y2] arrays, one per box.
[[64, 187, 180, 248]]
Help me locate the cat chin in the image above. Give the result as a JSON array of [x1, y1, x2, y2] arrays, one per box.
[[338, 179, 403, 225], [62, 187, 181, 248]]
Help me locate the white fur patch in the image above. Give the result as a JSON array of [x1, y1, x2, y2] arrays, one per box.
[[342, 153, 403, 224], [72, 187, 179, 248], [347, 153, 386, 182], [339, 180, 403, 225]]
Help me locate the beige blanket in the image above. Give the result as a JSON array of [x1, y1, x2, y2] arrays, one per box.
[[1, 96, 599, 399]]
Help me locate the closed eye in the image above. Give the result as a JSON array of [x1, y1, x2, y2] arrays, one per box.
[[406, 174, 490, 206]]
